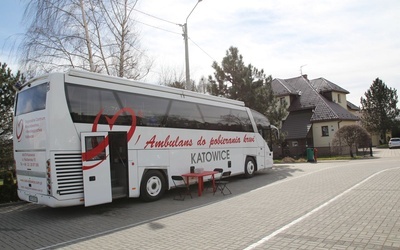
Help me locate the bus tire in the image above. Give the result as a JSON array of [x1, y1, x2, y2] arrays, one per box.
[[244, 157, 256, 178], [140, 170, 166, 202]]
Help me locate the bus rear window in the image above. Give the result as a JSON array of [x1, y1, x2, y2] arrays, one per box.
[[15, 83, 48, 116]]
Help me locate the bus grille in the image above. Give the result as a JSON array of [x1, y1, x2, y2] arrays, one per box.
[[54, 153, 83, 196]]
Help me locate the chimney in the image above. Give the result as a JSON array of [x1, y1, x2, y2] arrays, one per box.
[[302, 74, 308, 80]]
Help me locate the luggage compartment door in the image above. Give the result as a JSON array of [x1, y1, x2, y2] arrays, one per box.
[[81, 132, 112, 207]]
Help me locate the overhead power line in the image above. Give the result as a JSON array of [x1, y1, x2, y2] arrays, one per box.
[[133, 8, 180, 26], [188, 38, 216, 62], [132, 6, 216, 72], [134, 20, 181, 35]]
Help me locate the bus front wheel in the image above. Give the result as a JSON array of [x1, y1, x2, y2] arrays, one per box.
[[140, 170, 166, 202], [244, 157, 256, 178]]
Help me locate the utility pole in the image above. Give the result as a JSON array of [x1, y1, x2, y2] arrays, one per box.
[[182, 0, 202, 89]]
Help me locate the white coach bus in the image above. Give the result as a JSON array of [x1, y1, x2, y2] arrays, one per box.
[[13, 70, 276, 207]]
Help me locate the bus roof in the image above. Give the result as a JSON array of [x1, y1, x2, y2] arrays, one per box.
[[66, 69, 245, 107]]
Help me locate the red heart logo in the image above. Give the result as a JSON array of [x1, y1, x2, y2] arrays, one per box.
[[16, 119, 24, 142], [82, 108, 136, 170]]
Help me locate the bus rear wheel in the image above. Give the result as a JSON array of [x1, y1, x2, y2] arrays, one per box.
[[140, 170, 166, 202], [244, 157, 256, 178]]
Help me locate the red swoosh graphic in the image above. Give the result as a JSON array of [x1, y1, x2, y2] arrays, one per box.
[[16, 119, 24, 141], [82, 155, 108, 171], [82, 107, 137, 170], [82, 136, 109, 162]]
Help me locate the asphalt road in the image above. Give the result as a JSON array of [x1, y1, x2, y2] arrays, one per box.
[[1, 148, 399, 249]]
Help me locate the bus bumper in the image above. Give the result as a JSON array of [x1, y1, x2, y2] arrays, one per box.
[[18, 190, 84, 208]]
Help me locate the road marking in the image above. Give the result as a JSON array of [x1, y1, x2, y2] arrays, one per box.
[[244, 166, 400, 250]]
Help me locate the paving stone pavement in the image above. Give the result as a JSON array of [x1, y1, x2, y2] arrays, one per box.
[[262, 167, 400, 250], [50, 148, 400, 250]]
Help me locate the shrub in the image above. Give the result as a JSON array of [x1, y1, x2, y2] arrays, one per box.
[[0, 171, 19, 203], [282, 157, 296, 163]]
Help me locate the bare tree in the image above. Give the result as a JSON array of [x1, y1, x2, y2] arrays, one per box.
[[197, 76, 208, 94], [332, 125, 371, 158], [20, 0, 152, 79], [157, 65, 186, 89], [80, 0, 95, 72], [97, 0, 152, 79]]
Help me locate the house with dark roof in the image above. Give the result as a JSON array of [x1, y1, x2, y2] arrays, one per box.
[[271, 75, 360, 157]]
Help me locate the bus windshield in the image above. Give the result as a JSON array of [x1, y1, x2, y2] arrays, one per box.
[[15, 83, 48, 116], [250, 109, 276, 150]]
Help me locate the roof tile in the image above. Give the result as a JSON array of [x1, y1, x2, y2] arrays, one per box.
[[272, 76, 359, 122]]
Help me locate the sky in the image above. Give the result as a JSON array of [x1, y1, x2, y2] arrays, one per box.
[[1, 0, 399, 107]]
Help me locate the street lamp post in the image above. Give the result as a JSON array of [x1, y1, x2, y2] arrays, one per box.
[[182, 0, 202, 89]]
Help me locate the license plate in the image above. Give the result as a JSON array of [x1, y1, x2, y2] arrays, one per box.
[[29, 195, 38, 203]]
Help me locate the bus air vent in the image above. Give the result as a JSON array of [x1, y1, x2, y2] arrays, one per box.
[[54, 153, 84, 196]]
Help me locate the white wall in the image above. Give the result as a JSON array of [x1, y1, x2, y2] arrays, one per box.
[[312, 120, 357, 147]]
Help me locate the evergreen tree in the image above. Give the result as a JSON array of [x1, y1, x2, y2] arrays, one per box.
[[208, 47, 280, 122], [360, 78, 399, 144], [0, 63, 24, 170]]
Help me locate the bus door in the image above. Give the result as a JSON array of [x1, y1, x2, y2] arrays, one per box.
[[108, 132, 128, 199], [81, 132, 112, 206], [256, 131, 265, 156], [263, 125, 278, 167], [258, 126, 273, 167]]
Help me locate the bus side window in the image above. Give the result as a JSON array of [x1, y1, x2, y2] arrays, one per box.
[[85, 136, 106, 161], [230, 109, 254, 132], [165, 100, 204, 129], [117, 92, 169, 127]]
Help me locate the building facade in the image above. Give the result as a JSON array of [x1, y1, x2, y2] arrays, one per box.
[[271, 75, 360, 157]]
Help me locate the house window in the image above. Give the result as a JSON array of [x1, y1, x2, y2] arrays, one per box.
[[292, 141, 298, 147], [322, 126, 329, 136], [337, 94, 341, 103], [280, 97, 285, 106]]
